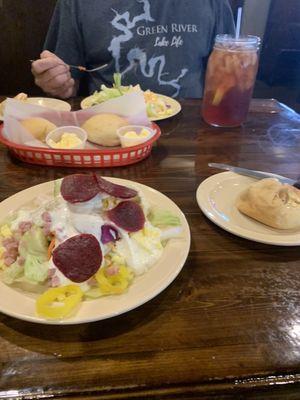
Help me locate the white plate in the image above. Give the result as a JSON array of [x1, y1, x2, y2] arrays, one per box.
[[25, 97, 71, 111], [196, 171, 300, 246], [0, 97, 71, 121], [80, 93, 181, 122], [0, 178, 190, 324], [149, 94, 181, 121]]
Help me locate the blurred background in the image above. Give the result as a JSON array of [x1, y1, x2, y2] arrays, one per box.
[[0, 0, 299, 112]]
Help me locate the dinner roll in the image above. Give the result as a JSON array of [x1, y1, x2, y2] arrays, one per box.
[[14, 93, 28, 101], [21, 117, 57, 142], [236, 178, 300, 230], [81, 113, 128, 147], [0, 93, 28, 117]]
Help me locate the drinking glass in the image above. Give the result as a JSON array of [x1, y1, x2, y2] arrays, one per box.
[[202, 35, 260, 127]]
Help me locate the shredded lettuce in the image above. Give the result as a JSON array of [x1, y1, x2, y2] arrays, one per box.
[[88, 73, 128, 105], [87, 73, 140, 107], [148, 209, 181, 227]]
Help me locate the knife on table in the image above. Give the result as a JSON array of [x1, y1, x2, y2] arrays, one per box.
[[208, 162, 299, 187]]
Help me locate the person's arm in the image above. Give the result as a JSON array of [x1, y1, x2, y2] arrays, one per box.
[[32, 0, 84, 99]]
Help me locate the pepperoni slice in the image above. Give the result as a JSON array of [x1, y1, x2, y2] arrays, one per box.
[[52, 234, 102, 283], [95, 175, 138, 199], [107, 201, 145, 232], [61, 174, 99, 203]]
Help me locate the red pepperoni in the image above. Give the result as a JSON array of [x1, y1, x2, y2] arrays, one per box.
[[94, 175, 138, 199], [52, 234, 102, 283], [107, 201, 145, 232], [61, 174, 99, 203]]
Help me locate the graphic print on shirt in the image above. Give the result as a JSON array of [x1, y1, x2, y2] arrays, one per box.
[[108, 0, 198, 97]]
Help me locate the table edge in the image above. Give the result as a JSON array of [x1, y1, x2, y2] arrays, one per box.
[[2, 372, 300, 399]]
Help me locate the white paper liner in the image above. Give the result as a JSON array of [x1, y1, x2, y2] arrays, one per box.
[[3, 92, 150, 149]]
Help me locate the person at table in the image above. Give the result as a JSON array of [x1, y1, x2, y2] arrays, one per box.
[[31, 0, 234, 99]]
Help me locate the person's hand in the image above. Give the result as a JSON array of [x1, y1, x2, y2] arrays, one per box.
[[31, 50, 77, 99]]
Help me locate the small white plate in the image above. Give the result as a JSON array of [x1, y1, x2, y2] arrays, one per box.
[[80, 93, 181, 122], [0, 178, 190, 324], [0, 97, 71, 121], [196, 171, 300, 246]]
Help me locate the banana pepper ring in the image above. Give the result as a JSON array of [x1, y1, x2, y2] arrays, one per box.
[[95, 266, 133, 295], [36, 285, 83, 320]]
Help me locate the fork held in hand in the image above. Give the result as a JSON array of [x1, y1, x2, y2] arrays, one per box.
[[30, 60, 108, 73]]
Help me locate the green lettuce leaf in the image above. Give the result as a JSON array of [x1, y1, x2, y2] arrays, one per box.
[[88, 73, 133, 105], [19, 227, 48, 260], [2, 262, 23, 285], [24, 254, 49, 283], [17, 226, 49, 284], [2, 227, 49, 286], [54, 178, 62, 198], [148, 209, 181, 227]]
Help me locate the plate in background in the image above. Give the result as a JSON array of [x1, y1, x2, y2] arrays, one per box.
[[0, 97, 71, 121], [196, 171, 300, 246]]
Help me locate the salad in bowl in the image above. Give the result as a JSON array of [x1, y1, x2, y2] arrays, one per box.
[[81, 73, 178, 120], [0, 174, 184, 321]]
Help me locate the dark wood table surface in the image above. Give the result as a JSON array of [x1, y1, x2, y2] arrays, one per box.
[[1, 97, 300, 400]]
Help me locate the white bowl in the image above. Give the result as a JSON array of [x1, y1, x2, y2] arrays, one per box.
[[46, 126, 87, 150], [117, 125, 155, 148]]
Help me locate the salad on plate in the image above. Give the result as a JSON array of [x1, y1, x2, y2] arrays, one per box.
[[81, 73, 177, 120], [0, 174, 183, 321]]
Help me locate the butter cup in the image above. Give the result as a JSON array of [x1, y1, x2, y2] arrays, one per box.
[[46, 126, 87, 150], [117, 125, 155, 148]]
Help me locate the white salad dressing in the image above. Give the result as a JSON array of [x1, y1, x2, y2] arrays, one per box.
[[48, 201, 77, 243], [10, 197, 51, 231], [10, 210, 34, 231], [70, 212, 109, 256], [67, 193, 108, 214]]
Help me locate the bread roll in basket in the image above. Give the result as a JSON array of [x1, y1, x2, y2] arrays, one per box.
[[236, 178, 300, 230]]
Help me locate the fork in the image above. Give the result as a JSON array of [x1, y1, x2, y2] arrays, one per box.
[[30, 60, 108, 73], [71, 63, 108, 72]]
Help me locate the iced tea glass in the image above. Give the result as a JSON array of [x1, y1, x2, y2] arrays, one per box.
[[202, 35, 260, 127]]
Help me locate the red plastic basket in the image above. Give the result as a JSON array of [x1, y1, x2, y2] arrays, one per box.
[[0, 123, 161, 168]]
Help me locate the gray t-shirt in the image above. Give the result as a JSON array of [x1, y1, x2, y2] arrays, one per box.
[[44, 0, 234, 98]]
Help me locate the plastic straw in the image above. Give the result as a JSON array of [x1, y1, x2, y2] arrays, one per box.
[[235, 7, 242, 39]]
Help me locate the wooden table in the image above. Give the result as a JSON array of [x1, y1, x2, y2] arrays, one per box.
[[1, 97, 300, 399]]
